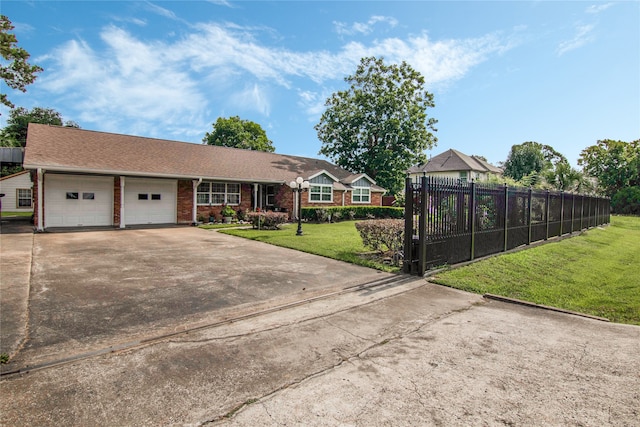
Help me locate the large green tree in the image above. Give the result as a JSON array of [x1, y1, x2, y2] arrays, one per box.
[[578, 139, 640, 197], [1, 15, 43, 110], [202, 116, 275, 152], [315, 56, 437, 195], [0, 106, 79, 147], [503, 141, 568, 181]]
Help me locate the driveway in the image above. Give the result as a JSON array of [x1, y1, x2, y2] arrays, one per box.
[[3, 225, 393, 370]]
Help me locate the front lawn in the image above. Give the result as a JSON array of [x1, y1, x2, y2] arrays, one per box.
[[430, 216, 640, 325], [1, 211, 32, 217], [218, 216, 639, 325], [219, 221, 400, 272]]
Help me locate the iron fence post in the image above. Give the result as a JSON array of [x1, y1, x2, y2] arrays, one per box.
[[470, 180, 476, 261], [571, 193, 575, 234], [559, 191, 564, 236], [503, 184, 509, 252], [403, 177, 414, 274], [418, 176, 428, 275], [528, 187, 533, 245]]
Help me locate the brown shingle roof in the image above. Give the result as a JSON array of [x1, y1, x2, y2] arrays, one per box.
[[24, 124, 385, 191], [409, 149, 501, 174]]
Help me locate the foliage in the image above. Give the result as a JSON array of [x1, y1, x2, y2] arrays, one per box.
[[301, 206, 403, 222], [220, 221, 399, 272], [202, 116, 275, 152], [220, 204, 236, 217], [431, 216, 640, 325], [0, 106, 80, 147], [315, 56, 438, 195], [1, 15, 43, 110], [245, 211, 288, 229], [578, 139, 640, 198], [355, 219, 404, 264], [611, 186, 640, 215], [0, 352, 8, 364]]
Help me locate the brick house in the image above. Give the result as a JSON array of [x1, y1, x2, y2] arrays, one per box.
[[23, 124, 385, 231], [408, 149, 502, 183]]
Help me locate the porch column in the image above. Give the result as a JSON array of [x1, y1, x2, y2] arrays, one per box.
[[36, 168, 44, 231], [253, 184, 258, 211], [120, 176, 126, 229], [192, 178, 201, 224]]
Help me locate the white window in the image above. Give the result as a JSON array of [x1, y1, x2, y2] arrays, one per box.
[[309, 184, 333, 202], [17, 188, 32, 208], [197, 182, 241, 205], [352, 187, 370, 203]]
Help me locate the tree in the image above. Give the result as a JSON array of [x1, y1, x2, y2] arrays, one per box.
[[578, 139, 640, 197], [202, 116, 275, 152], [0, 107, 79, 147], [315, 56, 437, 195], [503, 141, 568, 181], [1, 15, 43, 110]]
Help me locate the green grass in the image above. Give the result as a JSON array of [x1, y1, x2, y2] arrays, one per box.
[[1, 211, 32, 217], [431, 216, 640, 325], [199, 223, 249, 230], [218, 221, 399, 272]]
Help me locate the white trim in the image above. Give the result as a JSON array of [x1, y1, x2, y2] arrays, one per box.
[[23, 164, 286, 185], [37, 168, 43, 231], [308, 183, 333, 203], [120, 176, 126, 228], [307, 170, 339, 182]]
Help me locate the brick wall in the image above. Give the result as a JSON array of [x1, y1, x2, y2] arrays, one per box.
[[177, 180, 193, 224], [30, 170, 39, 227], [113, 177, 121, 226]]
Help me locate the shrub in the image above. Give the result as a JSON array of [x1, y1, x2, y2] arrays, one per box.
[[355, 219, 404, 265], [301, 206, 404, 222], [611, 186, 640, 215], [246, 211, 288, 229]]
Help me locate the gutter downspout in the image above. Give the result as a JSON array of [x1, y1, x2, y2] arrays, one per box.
[[120, 176, 126, 229], [253, 184, 258, 211], [37, 168, 44, 231], [342, 190, 347, 206], [193, 178, 202, 224]]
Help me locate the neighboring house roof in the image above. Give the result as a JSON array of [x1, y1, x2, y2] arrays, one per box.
[[0, 170, 30, 181], [23, 124, 385, 192], [408, 149, 501, 175]]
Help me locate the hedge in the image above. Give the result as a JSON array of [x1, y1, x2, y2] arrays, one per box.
[[301, 206, 404, 222], [246, 211, 289, 229]]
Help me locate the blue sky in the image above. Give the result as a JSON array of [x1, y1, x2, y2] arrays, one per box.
[[2, 1, 639, 168]]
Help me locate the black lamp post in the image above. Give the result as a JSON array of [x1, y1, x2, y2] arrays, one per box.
[[289, 176, 310, 236]]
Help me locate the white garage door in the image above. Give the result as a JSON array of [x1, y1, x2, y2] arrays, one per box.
[[44, 174, 114, 228], [124, 178, 177, 225]]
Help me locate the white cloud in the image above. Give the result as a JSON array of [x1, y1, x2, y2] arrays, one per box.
[[33, 20, 516, 139], [556, 24, 595, 56], [585, 3, 613, 14], [334, 15, 399, 36]]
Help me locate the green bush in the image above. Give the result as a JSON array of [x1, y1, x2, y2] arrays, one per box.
[[611, 186, 640, 215], [246, 211, 288, 229], [301, 206, 404, 222], [355, 219, 404, 265]]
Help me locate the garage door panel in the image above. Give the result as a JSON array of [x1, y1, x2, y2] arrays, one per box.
[[124, 178, 176, 225], [44, 175, 114, 228]]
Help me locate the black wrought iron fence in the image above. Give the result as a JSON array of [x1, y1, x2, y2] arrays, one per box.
[[403, 176, 610, 275]]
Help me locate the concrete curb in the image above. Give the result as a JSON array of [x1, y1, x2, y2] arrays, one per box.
[[483, 293, 610, 322]]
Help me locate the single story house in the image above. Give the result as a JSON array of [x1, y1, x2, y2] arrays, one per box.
[[408, 149, 502, 183], [23, 123, 385, 231], [0, 170, 33, 213]]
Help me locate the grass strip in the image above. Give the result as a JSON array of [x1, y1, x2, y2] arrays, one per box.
[[430, 216, 640, 325]]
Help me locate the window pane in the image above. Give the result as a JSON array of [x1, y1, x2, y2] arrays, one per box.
[[212, 194, 225, 204], [151, 194, 161, 200], [322, 193, 332, 201], [227, 183, 240, 194], [212, 183, 226, 193], [227, 194, 240, 205], [66, 192, 78, 200], [138, 194, 148, 200], [197, 193, 210, 204], [322, 186, 332, 194], [197, 182, 210, 192], [82, 192, 95, 200], [310, 193, 321, 201]]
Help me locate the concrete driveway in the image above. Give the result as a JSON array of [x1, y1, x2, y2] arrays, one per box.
[[2, 224, 392, 370]]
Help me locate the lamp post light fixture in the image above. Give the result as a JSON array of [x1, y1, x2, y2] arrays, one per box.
[[289, 176, 310, 236]]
